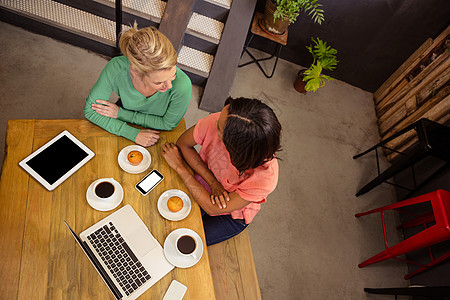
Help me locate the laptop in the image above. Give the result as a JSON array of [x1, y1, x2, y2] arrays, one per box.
[[65, 204, 174, 299]]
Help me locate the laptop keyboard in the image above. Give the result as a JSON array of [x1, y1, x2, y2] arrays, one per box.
[[87, 222, 151, 297]]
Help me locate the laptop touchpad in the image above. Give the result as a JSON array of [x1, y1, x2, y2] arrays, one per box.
[[127, 227, 157, 257]]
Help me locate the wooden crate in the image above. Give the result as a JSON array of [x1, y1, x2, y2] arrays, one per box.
[[374, 25, 450, 161]]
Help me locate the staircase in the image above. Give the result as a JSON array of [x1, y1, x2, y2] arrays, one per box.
[[0, 0, 257, 112]]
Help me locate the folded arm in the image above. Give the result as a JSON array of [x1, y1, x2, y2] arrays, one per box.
[[161, 127, 250, 215], [116, 93, 189, 131], [84, 66, 141, 141]]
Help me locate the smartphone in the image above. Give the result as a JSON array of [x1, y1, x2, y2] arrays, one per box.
[[162, 280, 187, 300], [135, 169, 164, 196]]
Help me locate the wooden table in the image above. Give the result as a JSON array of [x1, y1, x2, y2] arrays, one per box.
[[0, 119, 216, 299]]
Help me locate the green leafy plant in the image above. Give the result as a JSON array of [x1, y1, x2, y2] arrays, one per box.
[[302, 38, 338, 92], [273, 0, 324, 24]]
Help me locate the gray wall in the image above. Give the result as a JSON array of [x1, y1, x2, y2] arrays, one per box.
[[250, 0, 450, 92]]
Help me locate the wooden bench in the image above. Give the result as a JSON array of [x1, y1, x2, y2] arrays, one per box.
[[208, 229, 262, 300]]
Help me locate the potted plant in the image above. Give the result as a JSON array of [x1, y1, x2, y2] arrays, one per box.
[[262, 0, 324, 35], [294, 37, 338, 93]]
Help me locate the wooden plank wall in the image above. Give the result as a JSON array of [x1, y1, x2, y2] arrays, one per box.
[[374, 25, 450, 162]]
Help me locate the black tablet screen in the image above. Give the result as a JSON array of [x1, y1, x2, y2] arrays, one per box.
[[26, 135, 89, 185]]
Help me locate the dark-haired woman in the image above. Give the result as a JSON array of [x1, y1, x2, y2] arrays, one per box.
[[161, 97, 281, 245]]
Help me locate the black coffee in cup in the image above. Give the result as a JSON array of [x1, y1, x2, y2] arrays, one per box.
[[177, 235, 196, 255], [95, 181, 115, 198]]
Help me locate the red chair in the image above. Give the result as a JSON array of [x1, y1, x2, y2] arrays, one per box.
[[355, 189, 450, 279]]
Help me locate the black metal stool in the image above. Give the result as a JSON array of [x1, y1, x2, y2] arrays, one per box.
[[354, 118, 450, 198], [238, 12, 288, 79]]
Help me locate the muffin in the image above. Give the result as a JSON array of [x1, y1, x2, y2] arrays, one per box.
[[167, 196, 183, 212], [127, 150, 143, 166]]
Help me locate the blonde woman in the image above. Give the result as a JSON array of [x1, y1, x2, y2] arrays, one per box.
[[84, 24, 192, 147]]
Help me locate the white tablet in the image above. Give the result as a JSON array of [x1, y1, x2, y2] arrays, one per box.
[[19, 130, 95, 191]]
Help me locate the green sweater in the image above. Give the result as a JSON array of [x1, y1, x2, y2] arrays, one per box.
[[84, 56, 192, 141]]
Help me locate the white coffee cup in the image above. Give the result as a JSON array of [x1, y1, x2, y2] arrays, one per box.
[[93, 178, 116, 201], [175, 234, 198, 259]]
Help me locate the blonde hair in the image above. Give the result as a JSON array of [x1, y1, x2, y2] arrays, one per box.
[[119, 22, 177, 76]]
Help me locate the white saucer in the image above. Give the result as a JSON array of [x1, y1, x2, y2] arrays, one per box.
[[158, 189, 191, 221], [86, 179, 124, 211], [118, 145, 151, 174], [164, 228, 203, 268]]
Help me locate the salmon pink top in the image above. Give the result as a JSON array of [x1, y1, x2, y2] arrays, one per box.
[[193, 113, 279, 224]]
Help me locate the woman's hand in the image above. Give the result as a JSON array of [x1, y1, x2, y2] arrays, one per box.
[[135, 130, 160, 147], [209, 180, 230, 209], [161, 142, 186, 171], [91, 100, 119, 118]]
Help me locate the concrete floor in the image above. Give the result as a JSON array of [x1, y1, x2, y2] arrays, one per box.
[[0, 22, 411, 299]]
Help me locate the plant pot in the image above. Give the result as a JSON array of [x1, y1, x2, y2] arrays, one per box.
[[293, 70, 307, 93], [262, 0, 290, 35]]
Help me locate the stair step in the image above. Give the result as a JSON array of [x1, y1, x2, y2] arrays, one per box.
[[187, 12, 224, 44], [204, 0, 232, 9], [0, 0, 128, 45], [93, 0, 224, 45], [177, 46, 214, 78], [92, 0, 165, 23]]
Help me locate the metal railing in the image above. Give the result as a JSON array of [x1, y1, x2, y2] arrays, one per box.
[[115, 0, 122, 55]]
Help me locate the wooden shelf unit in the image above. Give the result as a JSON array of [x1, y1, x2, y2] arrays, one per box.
[[374, 26, 450, 162]]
